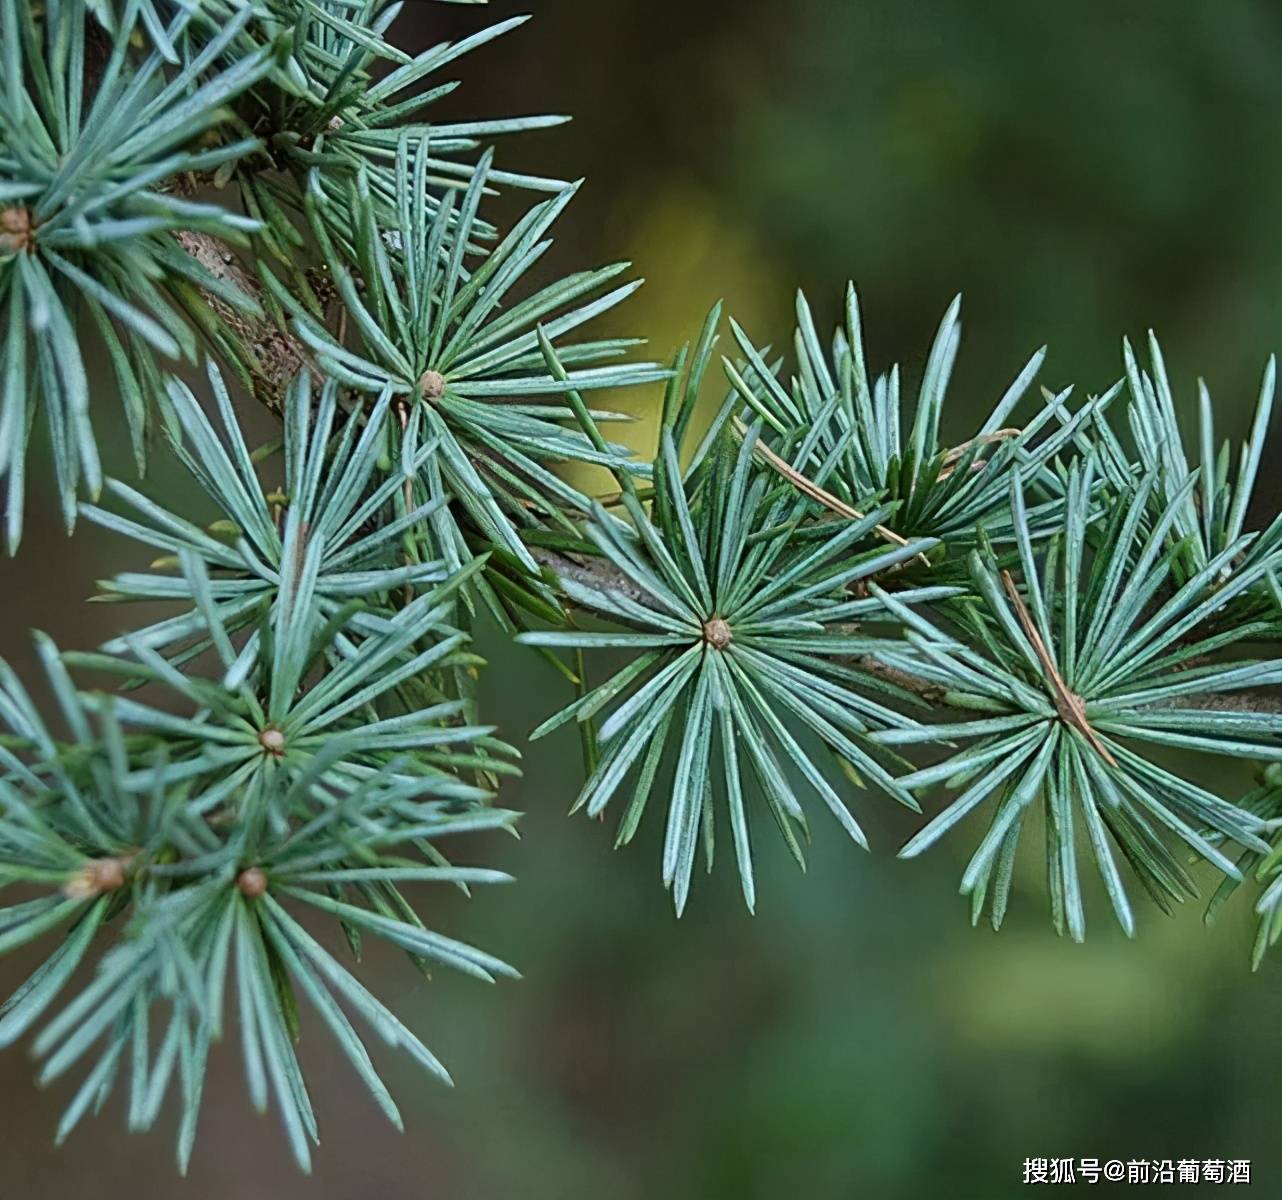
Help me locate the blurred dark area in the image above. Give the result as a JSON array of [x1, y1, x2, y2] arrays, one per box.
[[5, 1, 1282, 1196]]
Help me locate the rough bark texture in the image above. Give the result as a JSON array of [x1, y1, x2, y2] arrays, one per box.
[[175, 229, 309, 408]]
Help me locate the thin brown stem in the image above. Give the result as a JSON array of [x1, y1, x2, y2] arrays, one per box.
[[1000, 569, 1117, 765], [937, 429, 1020, 479], [731, 415, 914, 551]]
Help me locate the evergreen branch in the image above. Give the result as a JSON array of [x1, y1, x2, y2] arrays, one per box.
[[529, 544, 1282, 714], [8, 0, 1282, 1172]]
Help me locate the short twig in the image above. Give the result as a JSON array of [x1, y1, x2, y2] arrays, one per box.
[[937, 429, 1020, 479], [1000, 568, 1117, 766], [731, 417, 926, 562]]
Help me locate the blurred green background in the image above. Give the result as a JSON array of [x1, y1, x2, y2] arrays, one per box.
[[5, 1, 1282, 1195]]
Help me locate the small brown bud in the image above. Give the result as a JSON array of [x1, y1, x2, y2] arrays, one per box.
[[0, 207, 34, 254], [703, 617, 732, 650], [63, 857, 128, 899], [258, 727, 286, 756], [418, 370, 446, 402], [237, 867, 268, 899]]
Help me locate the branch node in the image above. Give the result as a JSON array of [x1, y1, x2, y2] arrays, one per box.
[[703, 617, 733, 649], [0, 207, 35, 254], [63, 856, 129, 899], [419, 370, 446, 402], [236, 867, 268, 898]]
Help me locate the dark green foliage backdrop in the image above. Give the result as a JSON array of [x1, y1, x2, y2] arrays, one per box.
[[4, 2, 1281, 1195]]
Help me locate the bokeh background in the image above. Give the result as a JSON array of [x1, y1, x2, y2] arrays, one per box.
[[6, 1, 1282, 1195]]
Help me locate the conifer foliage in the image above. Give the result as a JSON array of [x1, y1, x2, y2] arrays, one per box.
[[2, 0, 1282, 1172]]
